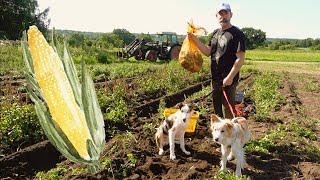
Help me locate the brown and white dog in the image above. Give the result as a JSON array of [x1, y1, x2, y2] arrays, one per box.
[[210, 114, 251, 177], [155, 103, 194, 160]]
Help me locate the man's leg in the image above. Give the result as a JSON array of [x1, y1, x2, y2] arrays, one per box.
[[222, 82, 238, 119], [212, 81, 224, 118]]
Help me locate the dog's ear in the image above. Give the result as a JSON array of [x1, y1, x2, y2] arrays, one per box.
[[211, 114, 221, 123], [232, 117, 246, 124], [176, 103, 184, 109], [231, 117, 238, 123], [226, 123, 233, 130]]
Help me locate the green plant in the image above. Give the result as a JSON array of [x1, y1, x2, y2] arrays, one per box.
[[305, 79, 320, 93], [103, 84, 128, 124], [105, 99, 128, 124], [127, 153, 138, 167], [101, 156, 113, 169], [113, 131, 137, 154], [285, 123, 317, 141], [157, 99, 166, 119], [198, 104, 209, 116], [70, 166, 88, 176], [214, 171, 247, 180], [0, 44, 25, 75], [0, 103, 44, 151], [142, 122, 156, 136], [249, 73, 284, 121], [136, 73, 165, 95], [97, 51, 110, 64], [35, 162, 69, 180], [246, 129, 286, 154]]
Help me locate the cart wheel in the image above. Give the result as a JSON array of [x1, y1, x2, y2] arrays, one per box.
[[145, 50, 158, 62], [170, 45, 181, 60]]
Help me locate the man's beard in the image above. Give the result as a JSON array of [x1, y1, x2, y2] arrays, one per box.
[[220, 19, 230, 24]]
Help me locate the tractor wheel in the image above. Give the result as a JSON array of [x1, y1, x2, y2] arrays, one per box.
[[145, 50, 158, 62], [134, 49, 145, 60], [170, 45, 181, 60]]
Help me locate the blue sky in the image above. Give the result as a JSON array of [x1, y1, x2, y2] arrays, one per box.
[[37, 0, 320, 39]]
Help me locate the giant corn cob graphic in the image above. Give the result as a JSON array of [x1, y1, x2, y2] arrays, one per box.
[[22, 26, 105, 172]]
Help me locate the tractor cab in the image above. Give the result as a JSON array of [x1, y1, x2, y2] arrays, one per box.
[[155, 32, 179, 46]]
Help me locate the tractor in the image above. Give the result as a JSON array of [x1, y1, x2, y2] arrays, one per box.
[[117, 32, 181, 61]]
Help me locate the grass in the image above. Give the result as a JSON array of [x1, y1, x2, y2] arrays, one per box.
[[246, 49, 320, 62], [243, 61, 320, 75], [0, 44, 24, 75]]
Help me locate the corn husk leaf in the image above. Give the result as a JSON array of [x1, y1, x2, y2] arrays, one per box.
[[22, 26, 105, 172]]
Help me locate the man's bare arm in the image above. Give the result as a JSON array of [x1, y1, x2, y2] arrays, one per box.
[[227, 51, 245, 80], [187, 33, 211, 56]]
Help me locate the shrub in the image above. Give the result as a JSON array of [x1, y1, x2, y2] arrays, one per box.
[[279, 44, 296, 50], [97, 51, 110, 64], [310, 44, 320, 50]]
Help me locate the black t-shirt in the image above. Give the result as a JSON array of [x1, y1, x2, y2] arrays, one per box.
[[208, 26, 246, 82]]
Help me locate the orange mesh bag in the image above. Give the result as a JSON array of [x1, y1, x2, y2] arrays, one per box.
[[179, 22, 206, 73]]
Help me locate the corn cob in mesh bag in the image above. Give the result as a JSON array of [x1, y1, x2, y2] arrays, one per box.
[[179, 21, 207, 73], [22, 26, 105, 173]]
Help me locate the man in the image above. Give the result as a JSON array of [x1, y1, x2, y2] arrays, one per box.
[[188, 3, 246, 118]]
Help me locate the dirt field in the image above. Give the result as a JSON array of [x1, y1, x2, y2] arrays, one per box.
[[1, 61, 320, 179]]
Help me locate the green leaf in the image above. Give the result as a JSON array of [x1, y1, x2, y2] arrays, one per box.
[[61, 42, 82, 107], [81, 59, 105, 154], [22, 31, 34, 74]]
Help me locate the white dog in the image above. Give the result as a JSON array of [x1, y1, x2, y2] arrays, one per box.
[[155, 103, 194, 160], [210, 114, 251, 177]]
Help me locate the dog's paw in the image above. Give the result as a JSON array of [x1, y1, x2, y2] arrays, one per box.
[[235, 170, 242, 177], [158, 149, 164, 155], [170, 154, 176, 160], [184, 151, 191, 155]]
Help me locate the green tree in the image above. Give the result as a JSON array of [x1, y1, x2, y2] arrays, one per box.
[[68, 33, 85, 47], [199, 33, 211, 45], [0, 0, 50, 40], [95, 33, 123, 48], [138, 33, 153, 42], [241, 27, 266, 49], [112, 28, 135, 46]]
